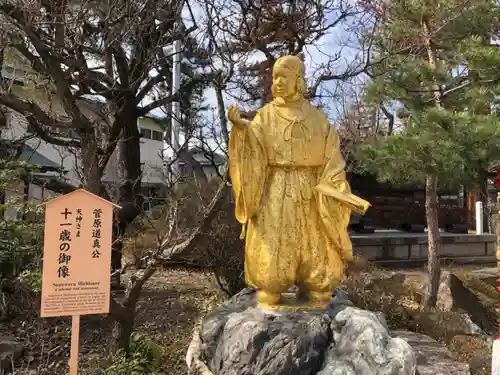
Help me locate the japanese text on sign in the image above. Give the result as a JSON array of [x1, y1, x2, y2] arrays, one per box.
[[92, 208, 102, 258], [58, 208, 72, 278], [40, 189, 119, 318], [76, 209, 83, 238]]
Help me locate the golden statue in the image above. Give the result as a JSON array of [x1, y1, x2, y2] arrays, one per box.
[[228, 55, 370, 309]]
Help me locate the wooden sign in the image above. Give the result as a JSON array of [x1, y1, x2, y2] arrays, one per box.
[[40, 189, 120, 375]]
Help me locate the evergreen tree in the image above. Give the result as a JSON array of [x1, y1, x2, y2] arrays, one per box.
[[358, 0, 500, 307], [0, 139, 43, 288]]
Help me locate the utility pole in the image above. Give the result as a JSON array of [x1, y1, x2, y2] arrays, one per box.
[[162, 39, 182, 183], [171, 39, 181, 180], [162, 0, 185, 184]]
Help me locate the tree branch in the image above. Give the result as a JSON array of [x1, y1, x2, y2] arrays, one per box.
[[0, 2, 91, 129], [112, 43, 130, 89], [161, 174, 229, 259], [136, 72, 169, 103], [24, 116, 82, 148], [137, 76, 209, 116], [0, 93, 81, 129]]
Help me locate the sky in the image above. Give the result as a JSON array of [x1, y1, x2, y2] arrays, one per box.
[[143, 1, 370, 158], [149, 1, 366, 121]]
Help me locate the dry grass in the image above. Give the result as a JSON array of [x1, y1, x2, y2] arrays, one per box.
[[4, 270, 224, 375], [448, 335, 492, 375], [343, 262, 495, 375], [3, 260, 496, 375]]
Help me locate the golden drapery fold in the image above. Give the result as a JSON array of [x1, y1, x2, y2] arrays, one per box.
[[228, 112, 267, 228], [316, 127, 354, 262], [228, 103, 358, 297]]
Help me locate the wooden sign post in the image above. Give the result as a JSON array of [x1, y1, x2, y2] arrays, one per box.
[[40, 189, 120, 375]]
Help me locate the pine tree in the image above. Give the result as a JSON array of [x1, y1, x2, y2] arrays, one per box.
[[0, 139, 43, 285], [357, 0, 500, 307]]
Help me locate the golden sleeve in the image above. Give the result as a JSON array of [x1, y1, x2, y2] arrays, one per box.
[[316, 125, 354, 261], [228, 112, 268, 225]]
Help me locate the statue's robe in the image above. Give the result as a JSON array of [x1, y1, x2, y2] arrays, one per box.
[[229, 99, 353, 295]]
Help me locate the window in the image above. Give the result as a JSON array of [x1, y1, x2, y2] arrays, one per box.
[[140, 128, 163, 141], [47, 126, 80, 140], [152, 130, 163, 141], [179, 164, 192, 178], [141, 128, 152, 139]]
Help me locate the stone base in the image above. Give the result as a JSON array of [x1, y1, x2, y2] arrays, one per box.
[[187, 288, 416, 375], [392, 331, 470, 375]]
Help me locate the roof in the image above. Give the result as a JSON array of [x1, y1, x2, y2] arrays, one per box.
[[18, 144, 62, 170], [178, 147, 227, 166], [39, 189, 121, 208]]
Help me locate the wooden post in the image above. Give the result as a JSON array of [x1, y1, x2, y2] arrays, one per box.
[[69, 315, 80, 375]]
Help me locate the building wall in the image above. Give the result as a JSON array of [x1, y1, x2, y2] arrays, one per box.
[[2, 84, 167, 188], [3, 180, 56, 220], [138, 117, 166, 185]]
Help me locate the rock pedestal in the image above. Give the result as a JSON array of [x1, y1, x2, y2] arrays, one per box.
[[186, 289, 416, 375]]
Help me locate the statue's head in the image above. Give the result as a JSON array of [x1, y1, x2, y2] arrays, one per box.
[[271, 55, 307, 102]]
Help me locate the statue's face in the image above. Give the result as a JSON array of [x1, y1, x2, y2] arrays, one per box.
[[272, 64, 297, 100]]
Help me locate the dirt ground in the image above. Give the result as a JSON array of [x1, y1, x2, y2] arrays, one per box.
[[3, 266, 497, 375], [343, 262, 497, 375], [5, 270, 222, 375]]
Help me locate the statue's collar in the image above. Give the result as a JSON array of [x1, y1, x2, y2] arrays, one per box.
[[271, 96, 306, 108]]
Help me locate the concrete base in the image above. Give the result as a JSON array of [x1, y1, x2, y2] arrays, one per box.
[[352, 230, 496, 264]]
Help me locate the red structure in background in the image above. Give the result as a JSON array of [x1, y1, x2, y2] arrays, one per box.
[[349, 173, 468, 230], [349, 164, 499, 231], [493, 168, 500, 189]]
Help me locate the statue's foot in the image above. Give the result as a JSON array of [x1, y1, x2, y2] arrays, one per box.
[[309, 291, 332, 306], [257, 290, 281, 306]]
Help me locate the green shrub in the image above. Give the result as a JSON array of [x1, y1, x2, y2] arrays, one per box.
[[81, 334, 164, 375], [0, 161, 44, 281], [0, 214, 43, 279], [18, 268, 43, 293]]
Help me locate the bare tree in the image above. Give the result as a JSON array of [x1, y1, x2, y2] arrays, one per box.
[[0, 0, 234, 350], [198, 0, 376, 111], [0, 0, 211, 284]]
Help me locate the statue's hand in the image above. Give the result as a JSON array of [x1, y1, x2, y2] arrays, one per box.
[[228, 105, 249, 129]]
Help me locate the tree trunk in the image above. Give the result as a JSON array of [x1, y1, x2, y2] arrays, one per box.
[[421, 19, 443, 308], [112, 104, 143, 286], [81, 130, 102, 194], [110, 267, 156, 352], [112, 305, 135, 354], [424, 174, 441, 308], [116, 107, 142, 213]]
